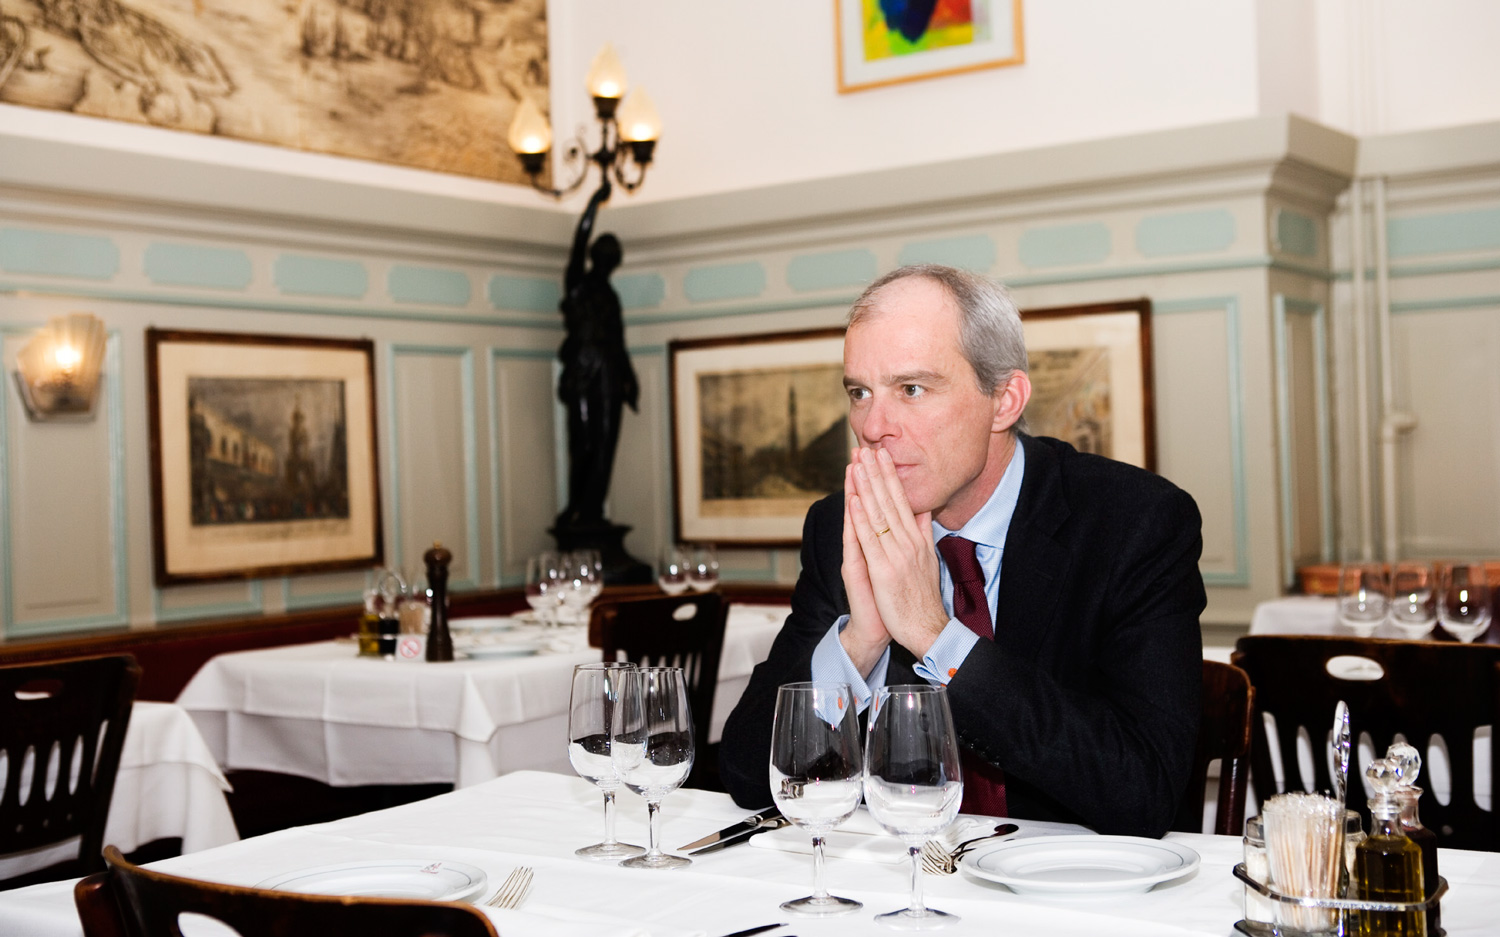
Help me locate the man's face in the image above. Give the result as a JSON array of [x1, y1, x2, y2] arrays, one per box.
[[843, 277, 1005, 526]]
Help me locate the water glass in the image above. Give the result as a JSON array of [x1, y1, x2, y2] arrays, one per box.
[[613, 666, 695, 869], [1389, 561, 1437, 640], [864, 685, 962, 929], [1336, 562, 1389, 637], [1437, 562, 1492, 643], [770, 682, 863, 916], [687, 544, 720, 592], [568, 663, 645, 859], [658, 546, 690, 595], [525, 552, 564, 625]]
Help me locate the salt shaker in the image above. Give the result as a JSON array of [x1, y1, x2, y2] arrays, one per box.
[[1242, 814, 1276, 934]]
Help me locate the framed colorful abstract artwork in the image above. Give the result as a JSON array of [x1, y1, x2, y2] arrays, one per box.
[[836, 0, 1025, 92]]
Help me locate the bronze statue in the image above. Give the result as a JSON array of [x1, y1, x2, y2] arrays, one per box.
[[556, 179, 638, 528]]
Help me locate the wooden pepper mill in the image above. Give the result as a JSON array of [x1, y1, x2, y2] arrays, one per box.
[[424, 541, 454, 662]]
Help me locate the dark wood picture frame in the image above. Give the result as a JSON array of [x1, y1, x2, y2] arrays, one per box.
[[669, 327, 850, 547], [146, 328, 383, 586]]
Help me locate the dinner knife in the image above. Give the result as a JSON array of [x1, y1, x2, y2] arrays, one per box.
[[679, 807, 786, 853], [686, 815, 793, 855]]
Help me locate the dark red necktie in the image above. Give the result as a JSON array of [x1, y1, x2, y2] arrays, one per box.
[[936, 535, 1009, 818]]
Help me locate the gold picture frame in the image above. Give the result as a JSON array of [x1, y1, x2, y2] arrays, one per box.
[[836, 0, 1025, 93]]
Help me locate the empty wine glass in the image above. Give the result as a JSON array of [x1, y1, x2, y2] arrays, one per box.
[[558, 552, 598, 625], [770, 682, 863, 915], [1389, 561, 1437, 640], [687, 544, 720, 591], [1437, 562, 1492, 643], [525, 552, 564, 625], [578, 549, 605, 603], [1337, 562, 1389, 637], [613, 666, 695, 869], [658, 546, 689, 595], [864, 685, 963, 929], [568, 663, 645, 859]]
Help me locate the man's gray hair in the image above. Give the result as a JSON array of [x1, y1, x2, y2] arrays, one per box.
[[848, 264, 1028, 395]]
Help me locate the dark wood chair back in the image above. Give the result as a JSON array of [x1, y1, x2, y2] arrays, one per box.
[[1172, 659, 1254, 835], [1, 654, 140, 886], [589, 592, 729, 772], [1233, 634, 1500, 850], [74, 845, 497, 937]]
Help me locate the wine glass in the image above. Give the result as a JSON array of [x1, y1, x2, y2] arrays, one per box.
[[687, 544, 720, 592], [613, 666, 695, 869], [558, 552, 598, 625], [770, 682, 863, 916], [578, 549, 605, 603], [525, 552, 564, 625], [657, 546, 689, 595], [1437, 562, 1492, 643], [1337, 562, 1389, 637], [864, 684, 962, 929], [1389, 561, 1437, 640], [568, 663, 645, 859]]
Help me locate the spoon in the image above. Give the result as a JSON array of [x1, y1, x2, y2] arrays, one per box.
[[919, 823, 1020, 875]]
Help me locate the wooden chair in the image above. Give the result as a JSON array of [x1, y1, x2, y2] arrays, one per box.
[[1, 654, 140, 887], [1172, 659, 1254, 835], [589, 592, 729, 790], [75, 845, 497, 937], [1233, 634, 1500, 850]]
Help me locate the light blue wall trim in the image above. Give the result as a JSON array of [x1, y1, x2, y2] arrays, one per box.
[[280, 577, 364, 611], [1274, 209, 1319, 258], [898, 235, 996, 271], [787, 249, 878, 291], [626, 292, 862, 325], [144, 243, 253, 290], [0, 281, 558, 329], [615, 273, 667, 309], [1136, 210, 1235, 257], [152, 582, 264, 624], [1272, 297, 1333, 589], [1387, 207, 1500, 258], [1018, 223, 1111, 269], [683, 261, 767, 303], [387, 344, 481, 591], [275, 254, 368, 299], [388, 266, 472, 307], [552, 359, 567, 517], [1153, 296, 1250, 588], [488, 274, 560, 313], [1390, 294, 1500, 314], [0, 228, 119, 280], [720, 554, 780, 582]]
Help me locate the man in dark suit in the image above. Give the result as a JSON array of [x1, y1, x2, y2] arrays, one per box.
[[719, 265, 1205, 838]]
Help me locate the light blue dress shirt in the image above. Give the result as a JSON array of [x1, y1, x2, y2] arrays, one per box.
[[809, 443, 1026, 710]]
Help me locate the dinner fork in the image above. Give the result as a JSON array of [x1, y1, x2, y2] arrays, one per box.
[[919, 823, 1019, 875], [485, 866, 533, 909]]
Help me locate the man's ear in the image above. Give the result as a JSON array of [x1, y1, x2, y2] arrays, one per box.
[[992, 371, 1032, 432]]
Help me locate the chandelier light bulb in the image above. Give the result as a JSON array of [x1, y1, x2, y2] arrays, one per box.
[[617, 88, 661, 142], [507, 98, 552, 154], [587, 43, 628, 99]]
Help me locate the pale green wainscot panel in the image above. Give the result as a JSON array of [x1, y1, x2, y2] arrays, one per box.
[[275, 254, 369, 299], [1135, 209, 1236, 258], [388, 265, 472, 306], [787, 249, 878, 292], [1274, 210, 1319, 258], [1018, 224, 1111, 269], [611, 352, 668, 565], [897, 235, 996, 272], [1273, 297, 1333, 588], [683, 262, 767, 303], [488, 274, 561, 313], [154, 581, 264, 623], [0, 228, 119, 280], [615, 273, 666, 309], [1387, 208, 1500, 258], [283, 569, 370, 611], [144, 243, 253, 290], [489, 351, 560, 586]]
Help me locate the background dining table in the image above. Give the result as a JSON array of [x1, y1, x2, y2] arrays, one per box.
[[174, 604, 787, 788], [3, 769, 1499, 937]]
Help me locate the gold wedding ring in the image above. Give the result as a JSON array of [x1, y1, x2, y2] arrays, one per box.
[[875, 526, 891, 537]]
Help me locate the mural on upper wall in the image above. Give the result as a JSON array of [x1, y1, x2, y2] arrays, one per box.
[[0, 0, 548, 183]]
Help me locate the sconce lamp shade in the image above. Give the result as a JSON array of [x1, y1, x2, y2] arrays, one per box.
[[15, 312, 107, 420], [586, 43, 628, 100], [507, 97, 552, 155], [617, 88, 662, 143]]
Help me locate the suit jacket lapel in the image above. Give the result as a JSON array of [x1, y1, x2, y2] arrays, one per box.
[[993, 435, 1072, 659]]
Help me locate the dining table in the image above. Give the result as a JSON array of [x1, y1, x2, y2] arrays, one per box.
[[3, 768, 1499, 937], [173, 604, 787, 788], [0, 701, 238, 882]]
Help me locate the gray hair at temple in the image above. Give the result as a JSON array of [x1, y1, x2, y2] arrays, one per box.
[[848, 263, 1029, 398]]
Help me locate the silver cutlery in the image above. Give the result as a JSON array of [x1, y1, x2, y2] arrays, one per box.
[[919, 822, 1020, 875], [485, 865, 533, 909]]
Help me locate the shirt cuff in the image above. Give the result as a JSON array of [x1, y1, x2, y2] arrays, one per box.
[[810, 615, 890, 712], [911, 621, 981, 685]]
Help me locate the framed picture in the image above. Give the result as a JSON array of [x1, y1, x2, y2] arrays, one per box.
[[1020, 299, 1157, 472], [146, 329, 383, 586], [670, 329, 851, 546], [836, 0, 1025, 93]]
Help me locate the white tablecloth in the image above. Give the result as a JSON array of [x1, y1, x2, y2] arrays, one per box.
[[3, 770, 1499, 937], [175, 605, 787, 788], [0, 701, 238, 880]]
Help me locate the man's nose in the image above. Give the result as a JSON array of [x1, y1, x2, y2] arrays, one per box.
[[858, 395, 899, 443]]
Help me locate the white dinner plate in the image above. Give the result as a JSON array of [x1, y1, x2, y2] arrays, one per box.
[[256, 859, 488, 902], [448, 616, 521, 632], [464, 639, 545, 659], [961, 835, 1200, 894]]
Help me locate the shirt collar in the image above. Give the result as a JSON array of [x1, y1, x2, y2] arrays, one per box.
[[931, 439, 1026, 550]]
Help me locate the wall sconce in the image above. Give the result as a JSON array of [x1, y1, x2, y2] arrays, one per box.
[[14, 313, 107, 421], [506, 43, 662, 199]]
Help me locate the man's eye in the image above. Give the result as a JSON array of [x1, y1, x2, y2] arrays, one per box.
[[902, 385, 925, 398], [848, 387, 869, 402]]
